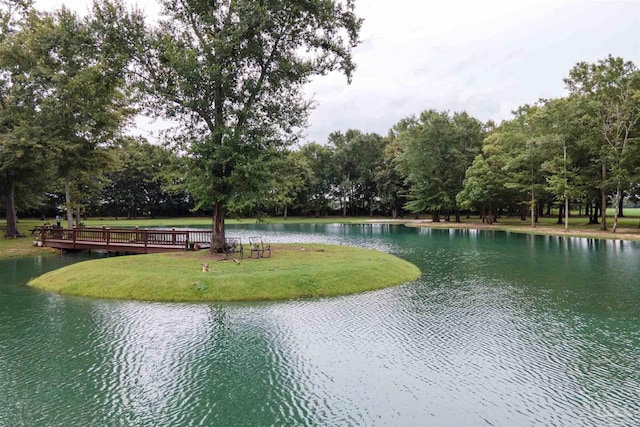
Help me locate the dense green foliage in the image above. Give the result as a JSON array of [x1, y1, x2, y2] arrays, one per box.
[[135, 0, 362, 250], [1, 0, 638, 235], [28, 244, 421, 301]]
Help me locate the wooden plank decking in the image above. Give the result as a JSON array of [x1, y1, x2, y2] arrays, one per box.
[[37, 226, 213, 254]]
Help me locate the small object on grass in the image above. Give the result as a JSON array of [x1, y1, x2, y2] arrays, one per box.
[[233, 259, 240, 265], [201, 263, 209, 272]]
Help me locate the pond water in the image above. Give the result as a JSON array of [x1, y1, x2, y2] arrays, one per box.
[[1, 224, 639, 426]]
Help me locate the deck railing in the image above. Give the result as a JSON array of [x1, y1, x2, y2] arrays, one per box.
[[38, 226, 213, 251]]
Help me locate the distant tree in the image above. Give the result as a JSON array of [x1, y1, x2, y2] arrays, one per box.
[[395, 110, 482, 221], [298, 142, 334, 216], [535, 98, 582, 230], [137, 0, 361, 250], [501, 106, 555, 227], [353, 132, 385, 216], [0, 0, 50, 236], [376, 134, 407, 219], [456, 155, 500, 223], [328, 130, 357, 217], [565, 55, 640, 231], [2, 2, 138, 229], [456, 129, 515, 224], [102, 137, 188, 218], [328, 129, 384, 217], [265, 150, 312, 219]]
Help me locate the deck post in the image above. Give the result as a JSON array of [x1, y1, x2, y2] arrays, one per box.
[[106, 227, 110, 252], [185, 230, 190, 250], [72, 227, 77, 249], [144, 229, 148, 254]]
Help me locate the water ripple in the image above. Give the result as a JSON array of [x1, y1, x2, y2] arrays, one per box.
[[2, 225, 640, 426]]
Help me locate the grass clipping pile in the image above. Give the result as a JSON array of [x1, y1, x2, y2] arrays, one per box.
[[28, 244, 421, 302]]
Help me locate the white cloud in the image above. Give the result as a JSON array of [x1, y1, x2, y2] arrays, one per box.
[[304, 0, 639, 142], [35, 0, 640, 144]]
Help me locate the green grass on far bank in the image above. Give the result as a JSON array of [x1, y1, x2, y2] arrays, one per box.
[[28, 244, 421, 302], [0, 216, 372, 259], [0, 219, 59, 258], [2, 211, 640, 260]]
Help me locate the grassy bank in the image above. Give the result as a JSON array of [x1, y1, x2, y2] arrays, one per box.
[[405, 214, 640, 242], [2, 213, 640, 260], [0, 219, 59, 258], [28, 244, 421, 302]]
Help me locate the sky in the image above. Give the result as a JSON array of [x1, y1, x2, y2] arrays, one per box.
[[36, 0, 640, 144]]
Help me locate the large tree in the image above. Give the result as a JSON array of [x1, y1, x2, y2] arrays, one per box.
[[328, 129, 386, 217], [40, 3, 138, 229], [1, 1, 139, 231], [564, 56, 640, 231], [102, 137, 190, 218], [137, 0, 361, 251], [376, 134, 407, 219], [0, 0, 48, 237], [298, 142, 334, 217], [395, 110, 482, 222]]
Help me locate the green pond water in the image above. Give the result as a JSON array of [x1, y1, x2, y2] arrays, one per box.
[[1, 224, 639, 426]]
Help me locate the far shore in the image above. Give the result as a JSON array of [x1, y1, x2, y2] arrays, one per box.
[[366, 218, 640, 242], [1, 214, 639, 259]]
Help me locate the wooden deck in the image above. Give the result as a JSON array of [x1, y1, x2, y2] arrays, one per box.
[[37, 226, 213, 254]]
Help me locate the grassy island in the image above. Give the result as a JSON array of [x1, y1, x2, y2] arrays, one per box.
[[28, 244, 421, 302]]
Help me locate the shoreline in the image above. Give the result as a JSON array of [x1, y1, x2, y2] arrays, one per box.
[[2, 216, 640, 261], [28, 244, 421, 302], [365, 218, 640, 242]]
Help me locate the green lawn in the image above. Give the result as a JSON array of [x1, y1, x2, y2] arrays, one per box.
[[28, 244, 421, 302], [2, 212, 640, 260]]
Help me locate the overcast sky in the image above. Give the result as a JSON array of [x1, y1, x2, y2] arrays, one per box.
[[36, 0, 640, 144]]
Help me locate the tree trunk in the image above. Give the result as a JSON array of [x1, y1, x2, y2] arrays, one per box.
[[455, 209, 460, 223], [612, 187, 621, 233], [588, 201, 598, 224], [283, 205, 288, 220], [3, 179, 20, 237], [431, 211, 440, 222], [211, 202, 226, 252], [600, 188, 608, 231], [65, 174, 73, 229], [557, 204, 563, 224], [585, 203, 590, 221], [618, 196, 624, 218], [600, 163, 607, 231], [530, 191, 536, 228], [341, 192, 347, 218], [565, 195, 569, 232], [485, 206, 494, 225], [75, 206, 81, 227]]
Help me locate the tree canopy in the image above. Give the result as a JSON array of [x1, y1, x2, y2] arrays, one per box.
[[1, 0, 638, 237], [136, 0, 362, 250]]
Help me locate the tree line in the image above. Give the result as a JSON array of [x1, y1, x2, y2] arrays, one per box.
[[1, 1, 638, 248]]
